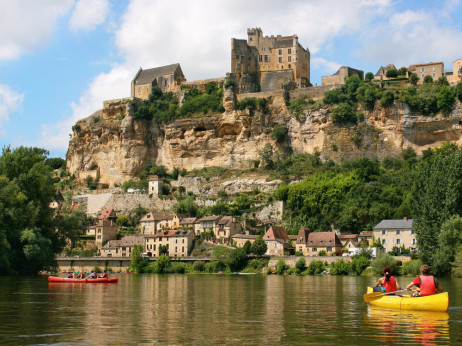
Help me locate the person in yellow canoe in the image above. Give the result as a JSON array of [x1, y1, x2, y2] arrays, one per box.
[[406, 265, 442, 297], [375, 265, 401, 293]]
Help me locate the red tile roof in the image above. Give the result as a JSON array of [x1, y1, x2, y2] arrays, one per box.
[[263, 226, 289, 242], [307, 232, 343, 247]]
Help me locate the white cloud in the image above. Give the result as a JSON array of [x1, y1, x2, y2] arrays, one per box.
[[0, 0, 73, 61], [311, 57, 342, 74], [0, 84, 24, 135], [69, 0, 110, 32]]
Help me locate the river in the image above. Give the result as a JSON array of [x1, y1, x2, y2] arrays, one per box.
[[0, 275, 461, 345]]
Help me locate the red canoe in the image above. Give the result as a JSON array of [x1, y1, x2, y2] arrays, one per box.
[[48, 276, 118, 283]]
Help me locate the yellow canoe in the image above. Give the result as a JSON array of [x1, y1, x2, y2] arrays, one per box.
[[366, 287, 449, 312]]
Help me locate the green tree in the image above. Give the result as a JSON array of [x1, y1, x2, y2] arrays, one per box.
[[243, 240, 252, 254], [380, 90, 395, 108], [45, 157, 66, 170], [53, 207, 88, 248], [174, 196, 198, 217], [295, 257, 306, 272], [251, 237, 267, 257], [331, 103, 357, 125], [275, 259, 287, 275], [351, 256, 370, 275], [432, 216, 462, 276], [116, 215, 130, 227], [456, 82, 462, 102], [152, 254, 170, 273], [423, 75, 433, 84], [437, 85, 455, 114], [409, 73, 419, 86], [385, 68, 398, 78], [272, 124, 288, 144], [129, 244, 147, 273], [0, 146, 58, 275], [330, 259, 351, 275], [307, 260, 325, 275], [371, 253, 397, 276], [398, 67, 407, 76], [159, 245, 168, 255], [365, 72, 374, 81]]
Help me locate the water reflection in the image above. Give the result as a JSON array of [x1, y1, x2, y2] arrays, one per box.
[[365, 306, 450, 344]]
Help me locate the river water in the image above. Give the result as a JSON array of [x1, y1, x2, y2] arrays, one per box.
[[0, 274, 461, 345]]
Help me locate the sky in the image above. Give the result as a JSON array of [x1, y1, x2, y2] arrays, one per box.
[[0, 0, 461, 159]]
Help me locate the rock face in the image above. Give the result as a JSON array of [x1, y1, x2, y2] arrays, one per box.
[[66, 98, 462, 187]]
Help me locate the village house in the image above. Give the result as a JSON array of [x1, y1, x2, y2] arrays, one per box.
[[337, 234, 359, 250], [408, 62, 444, 82], [232, 234, 258, 248], [179, 217, 197, 230], [358, 231, 373, 246], [148, 176, 163, 196], [139, 212, 182, 235], [215, 216, 243, 241], [131, 64, 185, 100], [296, 230, 343, 256], [445, 59, 462, 84], [145, 229, 194, 257], [195, 215, 223, 236], [321, 66, 364, 86], [372, 218, 416, 253], [374, 64, 396, 81], [101, 235, 145, 258], [95, 219, 119, 248], [86, 225, 96, 236], [263, 226, 290, 256], [99, 208, 117, 222]]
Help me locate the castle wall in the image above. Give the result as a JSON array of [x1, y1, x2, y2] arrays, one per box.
[[260, 70, 294, 92], [181, 77, 225, 92], [290, 85, 340, 101]]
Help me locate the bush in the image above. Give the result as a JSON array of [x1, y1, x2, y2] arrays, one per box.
[[166, 262, 188, 274], [204, 260, 226, 273], [330, 259, 351, 275], [402, 259, 422, 276], [245, 258, 269, 272], [324, 88, 348, 105], [271, 124, 288, 144], [146, 254, 171, 274], [423, 75, 433, 84], [371, 253, 397, 276], [437, 85, 455, 114], [275, 259, 288, 275], [192, 260, 205, 272], [331, 103, 357, 125], [380, 90, 394, 108], [295, 257, 306, 272], [456, 82, 462, 102], [365, 72, 374, 81], [318, 250, 327, 256], [385, 68, 398, 78], [306, 260, 325, 275], [351, 256, 370, 275]]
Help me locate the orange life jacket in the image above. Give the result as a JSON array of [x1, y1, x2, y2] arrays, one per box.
[[418, 275, 437, 296]]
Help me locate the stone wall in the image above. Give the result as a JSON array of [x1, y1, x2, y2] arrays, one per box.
[[268, 256, 352, 269], [260, 70, 294, 92], [181, 78, 225, 92]]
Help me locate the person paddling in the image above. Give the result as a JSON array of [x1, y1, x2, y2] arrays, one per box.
[[66, 272, 74, 279], [88, 271, 96, 280], [406, 264, 442, 297], [375, 265, 401, 294]]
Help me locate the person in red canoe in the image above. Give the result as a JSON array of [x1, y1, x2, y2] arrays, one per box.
[[99, 272, 108, 279], [88, 271, 96, 279], [66, 272, 74, 278], [375, 265, 401, 294], [406, 264, 442, 297], [77, 271, 85, 279]]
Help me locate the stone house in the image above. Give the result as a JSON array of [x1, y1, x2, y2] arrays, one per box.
[[358, 231, 373, 246], [232, 234, 258, 248], [179, 217, 197, 230], [296, 231, 343, 256], [86, 225, 96, 236], [215, 216, 243, 241], [321, 66, 364, 86], [145, 229, 194, 257], [139, 212, 181, 235], [131, 64, 185, 100], [374, 64, 396, 81], [337, 234, 359, 249], [99, 208, 117, 222], [148, 176, 163, 195], [263, 226, 289, 256], [101, 235, 145, 258], [95, 220, 119, 248], [231, 28, 310, 92], [372, 218, 416, 253], [195, 215, 223, 236], [446, 59, 462, 84], [408, 62, 444, 82]]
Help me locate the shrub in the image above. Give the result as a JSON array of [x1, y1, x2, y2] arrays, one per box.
[[385, 68, 398, 78], [371, 253, 397, 276], [295, 257, 306, 272], [423, 75, 433, 84], [351, 256, 370, 275], [192, 260, 205, 272], [224, 79, 236, 89], [331, 103, 357, 125], [324, 88, 348, 105], [307, 260, 325, 275], [204, 260, 226, 273], [275, 259, 288, 275], [380, 91, 395, 108], [246, 258, 269, 272], [437, 85, 455, 114], [409, 73, 419, 86], [365, 72, 374, 81], [318, 250, 327, 256], [272, 124, 288, 144], [330, 259, 351, 275], [402, 259, 422, 276], [148, 254, 171, 274], [456, 82, 462, 102]]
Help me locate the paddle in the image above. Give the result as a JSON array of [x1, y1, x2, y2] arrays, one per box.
[[363, 289, 406, 303]]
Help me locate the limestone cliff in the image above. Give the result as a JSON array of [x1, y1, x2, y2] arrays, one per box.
[[66, 97, 462, 187]]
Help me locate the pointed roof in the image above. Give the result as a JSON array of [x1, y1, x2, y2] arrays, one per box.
[[263, 226, 289, 242], [99, 208, 116, 220], [296, 227, 311, 244], [133, 64, 181, 85]]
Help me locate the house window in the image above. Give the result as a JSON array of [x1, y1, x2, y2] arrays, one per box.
[[182, 246, 184, 252], [182, 239, 184, 243], [433, 67, 436, 71], [264, 55, 269, 62], [411, 229, 415, 235], [235, 55, 239, 59], [288, 64, 291, 68], [240, 56, 245, 63], [298, 247, 302, 252], [327, 247, 332, 252], [395, 230, 401, 235], [381, 230, 387, 235], [153, 245, 156, 251], [412, 239, 416, 245], [279, 57, 282, 63], [382, 239, 387, 245], [122, 253, 126, 257], [288, 48, 291, 54], [312, 247, 317, 252], [288, 56, 291, 62], [396, 239, 401, 245], [421, 74, 425, 78], [421, 68, 425, 72], [259, 55, 262, 62], [97, 235, 101, 239], [432, 73, 436, 77], [281, 65, 283, 69], [279, 49, 282, 55]]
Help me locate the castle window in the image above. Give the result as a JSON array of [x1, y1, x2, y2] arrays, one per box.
[[264, 55, 269, 62], [288, 56, 291, 62], [279, 57, 282, 63], [281, 65, 283, 69], [288, 48, 291, 54], [288, 64, 291, 68], [235, 55, 239, 59], [259, 55, 262, 62], [279, 49, 282, 55], [240, 56, 245, 63]]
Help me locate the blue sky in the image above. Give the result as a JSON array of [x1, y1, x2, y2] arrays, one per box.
[[0, 0, 461, 158]]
